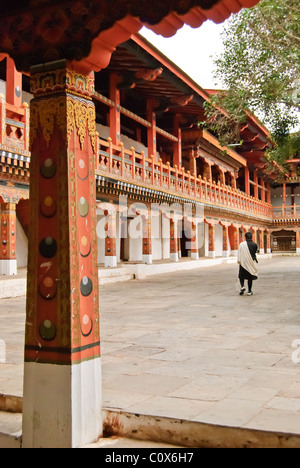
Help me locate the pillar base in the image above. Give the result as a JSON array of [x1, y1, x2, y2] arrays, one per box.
[[142, 254, 152, 264], [231, 250, 238, 257], [104, 256, 117, 268], [0, 259, 17, 275], [170, 252, 179, 262], [222, 250, 230, 257], [22, 358, 102, 448], [296, 248, 300, 254], [259, 249, 264, 255], [191, 252, 199, 260], [267, 248, 271, 254], [208, 251, 215, 258]]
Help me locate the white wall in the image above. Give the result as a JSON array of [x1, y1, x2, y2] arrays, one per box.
[[16, 217, 28, 268]]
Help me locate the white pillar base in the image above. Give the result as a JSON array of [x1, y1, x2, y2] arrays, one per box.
[[259, 249, 264, 255], [222, 250, 230, 257], [104, 256, 117, 268], [231, 250, 238, 257], [267, 248, 271, 254], [191, 252, 199, 260], [0, 259, 17, 275], [170, 252, 179, 262], [296, 248, 300, 254], [142, 254, 152, 264], [22, 358, 102, 448], [208, 251, 215, 258]]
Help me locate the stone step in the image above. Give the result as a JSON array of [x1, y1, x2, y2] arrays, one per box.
[[0, 412, 22, 448]]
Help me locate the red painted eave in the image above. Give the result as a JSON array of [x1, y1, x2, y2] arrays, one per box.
[[146, 0, 260, 37], [79, 0, 261, 73]]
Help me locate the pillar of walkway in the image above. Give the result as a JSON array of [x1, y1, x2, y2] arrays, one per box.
[[266, 231, 271, 254], [208, 223, 215, 258], [229, 225, 239, 256], [104, 208, 117, 268], [259, 229, 265, 254], [296, 231, 300, 254], [0, 202, 17, 275], [22, 61, 102, 448], [191, 220, 199, 260], [142, 210, 152, 264], [222, 224, 230, 257], [170, 217, 179, 262]]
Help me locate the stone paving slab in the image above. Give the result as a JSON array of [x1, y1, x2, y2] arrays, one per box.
[[0, 256, 299, 446]]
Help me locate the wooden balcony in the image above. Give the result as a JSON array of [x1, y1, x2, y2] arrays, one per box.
[[0, 96, 30, 158], [273, 205, 300, 221], [95, 136, 273, 220]]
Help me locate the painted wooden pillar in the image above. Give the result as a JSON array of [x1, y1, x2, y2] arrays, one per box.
[[244, 166, 250, 196], [110, 73, 121, 146], [6, 57, 22, 108], [208, 223, 215, 258], [104, 208, 117, 268], [0, 202, 17, 275], [222, 225, 230, 257], [260, 178, 265, 202], [253, 170, 259, 199], [170, 217, 178, 262], [266, 230, 271, 254], [252, 228, 257, 244], [259, 229, 265, 254], [266, 183, 271, 204], [147, 98, 156, 160], [22, 62, 102, 448], [229, 225, 239, 256], [296, 231, 300, 254], [191, 220, 199, 260], [142, 210, 152, 264], [0, 93, 5, 145], [282, 182, 286, 216], [173, 114, 182, 169]]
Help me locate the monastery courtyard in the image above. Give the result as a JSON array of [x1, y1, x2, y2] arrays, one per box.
[[0, 255, 300, 447]]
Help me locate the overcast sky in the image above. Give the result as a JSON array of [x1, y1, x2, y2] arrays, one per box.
[[140, 20, 226, 91]]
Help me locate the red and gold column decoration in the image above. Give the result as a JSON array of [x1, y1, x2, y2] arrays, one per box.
[[0, 203, 17, 275], [25, 63, 99, 365], [22, 62, 102, 448]]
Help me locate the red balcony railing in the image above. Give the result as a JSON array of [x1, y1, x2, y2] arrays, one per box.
[[273, 205, 300, 220], [95, 136, 273, 219]]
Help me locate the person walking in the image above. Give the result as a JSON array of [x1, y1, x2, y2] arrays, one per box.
[[237, 231, 258, 296]]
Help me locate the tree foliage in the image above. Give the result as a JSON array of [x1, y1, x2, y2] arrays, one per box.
[[203, 0, 300, 162]]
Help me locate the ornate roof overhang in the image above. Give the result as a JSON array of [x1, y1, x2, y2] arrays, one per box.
[[0, 0, 260, 73]]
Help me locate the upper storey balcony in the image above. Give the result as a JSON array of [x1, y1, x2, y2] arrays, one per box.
[[95, 133, 273, 220]]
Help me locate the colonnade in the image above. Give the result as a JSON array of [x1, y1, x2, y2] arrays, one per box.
[[96, 201, 274, 266]]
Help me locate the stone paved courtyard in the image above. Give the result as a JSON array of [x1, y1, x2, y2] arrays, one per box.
[[0, 255, 300, 442]]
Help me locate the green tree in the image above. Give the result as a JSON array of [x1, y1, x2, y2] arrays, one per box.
[[203, 0, 300, 162]]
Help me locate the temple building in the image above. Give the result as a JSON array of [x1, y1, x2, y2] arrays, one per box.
[[0, 35, 299, 276]]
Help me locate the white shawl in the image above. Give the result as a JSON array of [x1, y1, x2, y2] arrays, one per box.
[[237, 241, 258, 277]]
